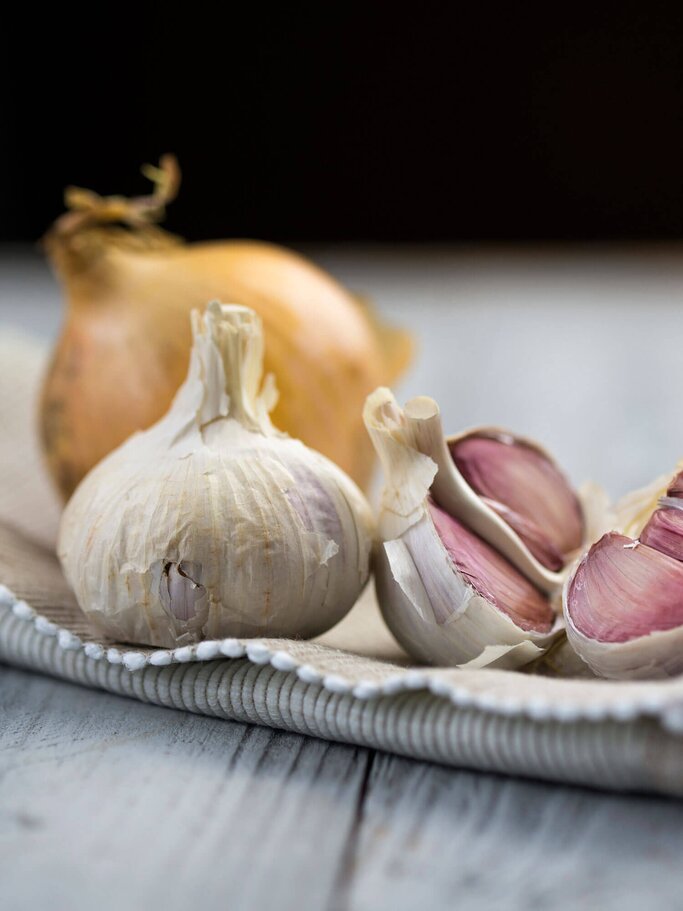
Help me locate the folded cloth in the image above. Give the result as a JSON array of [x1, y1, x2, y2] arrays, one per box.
[[3, 330, 683, 796]]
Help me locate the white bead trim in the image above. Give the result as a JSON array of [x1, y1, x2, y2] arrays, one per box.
[[1, 582, 682, 729], [84, 643, 104, 660]]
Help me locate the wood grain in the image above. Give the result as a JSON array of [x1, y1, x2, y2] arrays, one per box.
[[343, 753, 683, 910], [0, 666, 369, 911], [3, 665, 683, 911]]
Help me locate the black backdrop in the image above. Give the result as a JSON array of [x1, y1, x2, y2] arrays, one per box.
[[4, 4, 683, 243]]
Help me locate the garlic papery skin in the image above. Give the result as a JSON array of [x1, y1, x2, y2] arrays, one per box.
[[364, 388, 562, 669], [564, 468, 683, 679], [58, 302, 374, 648]]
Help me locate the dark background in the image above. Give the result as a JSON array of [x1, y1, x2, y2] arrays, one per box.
[[4, 4, 683, 243]]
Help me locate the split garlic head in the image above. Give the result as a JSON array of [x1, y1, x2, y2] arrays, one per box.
[[363, 389, 583, 669], [565, 467, 683, 679], [58, 302, 374, 648]]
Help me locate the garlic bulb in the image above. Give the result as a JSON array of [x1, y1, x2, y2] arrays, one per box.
[[564, 466, 683, 679], [363, 389, 583, 668], [58, 302, 374, 648]]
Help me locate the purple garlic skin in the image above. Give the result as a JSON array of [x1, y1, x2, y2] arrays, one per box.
[[160, 561, 207, 622], [451, 433, 583, 571], [429, 500, 553, 633], [478, 497, 565, 572], [364, 387, 562, 669], [567, 532, 683, 643], [567, 468, 683, 659], [639, 473, 683, 563], [640, 507, 683, 563]]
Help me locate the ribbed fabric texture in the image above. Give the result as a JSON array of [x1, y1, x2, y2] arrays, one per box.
[[2, 605, 680, 796]]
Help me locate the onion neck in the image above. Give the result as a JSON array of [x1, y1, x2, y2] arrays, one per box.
[[43, 154, 182, 289]]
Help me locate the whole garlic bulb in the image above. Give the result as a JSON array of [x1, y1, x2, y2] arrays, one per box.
[[564, 466, 683, 679], [363, 389, 585, 669], [58, 302, 374, 648]]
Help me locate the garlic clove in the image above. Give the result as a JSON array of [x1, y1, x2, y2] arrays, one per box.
[[564, 531, 683, 678], [564, 466, 683, 679], [374, 511, 559, 669], [567, 533, 683, 642], [668, 472, 683, 498], [639, 502, 683, 563], [399, 396, 582, 594], [160, 562, 207, 623], [477, 497, 565, 571], [450, 433, 583, 569], [636, 467, 683, 562], [612, 463, 683, 539], [428, 501, 554, 633], [364, 388, 561, 668]]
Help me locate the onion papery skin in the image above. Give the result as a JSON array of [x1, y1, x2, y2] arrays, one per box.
[[41, 235, 411, 499]]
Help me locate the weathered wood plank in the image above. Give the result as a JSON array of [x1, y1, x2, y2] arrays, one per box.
[[5, 663, 683, 911], [340, 752, 683, 911], [0, 666, 370, 911]]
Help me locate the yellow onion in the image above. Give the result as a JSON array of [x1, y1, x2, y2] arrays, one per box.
[[40, 156, 412, 498]]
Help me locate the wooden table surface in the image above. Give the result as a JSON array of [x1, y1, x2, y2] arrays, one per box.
[[2, 245, 683, 910]]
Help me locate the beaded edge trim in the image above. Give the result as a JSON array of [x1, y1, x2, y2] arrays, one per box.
[[2, 582, 682, 733]]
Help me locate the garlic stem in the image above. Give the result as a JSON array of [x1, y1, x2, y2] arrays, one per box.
[[172, 301, 279, 436]]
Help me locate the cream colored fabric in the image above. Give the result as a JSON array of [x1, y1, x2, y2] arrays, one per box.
[[0, 330, 61, 549], [3, 331, 683, 795]]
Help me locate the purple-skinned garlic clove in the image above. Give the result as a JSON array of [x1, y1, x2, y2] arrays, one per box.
[[450, 433, 583, 570], [364, 387, 563, 669], [566, 533, 683, 644], [398, 396, 587, 594], [564, 513, 683, 679], [564, 465, 683, 678], [161, 561, 207, 622], [666, 471, 683, 499], [429, 501, 553, 634], [639, 504, 683, 564], [478, 497, 565, 572], [637, 468, 683, 562]]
